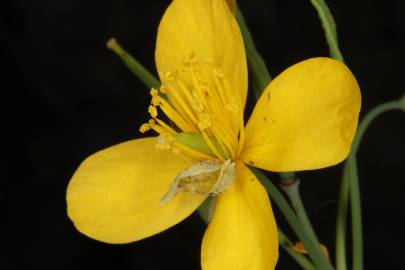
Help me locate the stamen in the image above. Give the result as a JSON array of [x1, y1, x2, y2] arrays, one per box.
[[150, 88, 159, 97], [148, 105, 158, 118], [139, 123, 151, 133], [158, 98, 196, 132], [191, 89, 205, 112], [151, 96, 161, 106], [197, 113, 212, 130], [210, 123, 234, 159], [201, 131, 223, 160], [155, 133, 174, 150], [165, 81, 199, 125], [142, 53, 245, 162], [160, 70, 177, 82], [159, 85, 168, 94], [150, 122, 169, 135], [154, 118, 176, 134]]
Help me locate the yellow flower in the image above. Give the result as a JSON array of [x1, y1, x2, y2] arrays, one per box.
[[66, 0, 361, 269]]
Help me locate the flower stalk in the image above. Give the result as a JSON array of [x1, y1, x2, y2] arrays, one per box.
[[309, 0, 343, 61], [279, 230, 317, 270], [281, 180, 325, 258], [335, 165, 350, 270], [107, 38, 160, 89], [235, 6, 271, 99], [252, 168, 334, 270], [344, 98, 404, 270]]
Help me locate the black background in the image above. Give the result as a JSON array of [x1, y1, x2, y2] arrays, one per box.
[[3, 0, 405, 269]]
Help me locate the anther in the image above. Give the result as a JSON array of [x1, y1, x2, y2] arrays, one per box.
[[150, 88, 159, 97], [139, 123, 151, 133], [164, 71, 177, 81], [159, 85, 168, 94], [148, 105, 158, 118], [151, 96, 161, 106], [155, 133, 174, 150], [198, 113, 212, 130]]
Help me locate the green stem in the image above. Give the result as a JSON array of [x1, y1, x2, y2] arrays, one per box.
[[282, 180, 322, 251], [279, 229, 317, 270], [335, 165, 350, 270], [252, 168, 334, 270], [347, 156, 361, 270], [345, 99, 403, 270], [236, 6, 271, 97], [106, 38, 160, 89], [351, 100, 403, 155], [309, 0, 343, 61]]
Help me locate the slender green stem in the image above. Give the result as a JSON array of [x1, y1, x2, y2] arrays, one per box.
[[309, 0, 343, 61], [345, 99, 403, 270], [335, 165, 350, 270], [347, 156, 362, 270], [252, 168, 334, 270], [279, 229, 317, 270], [282, 180, 322, 251], [351, 100, 403, 155], [106, 38, 160, 89], [236, 6, 271, 97], [279, 171, 296, 182]]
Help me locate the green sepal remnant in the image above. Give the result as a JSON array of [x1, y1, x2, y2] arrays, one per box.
[[175, 132, 227, 159]]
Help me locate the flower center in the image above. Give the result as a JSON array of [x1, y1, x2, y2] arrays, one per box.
[[160, 159, 235, 205], [140, 53, 245, 161]]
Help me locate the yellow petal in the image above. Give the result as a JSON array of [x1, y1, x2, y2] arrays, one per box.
[[156, 0, 247, 107], [241, 58, 361, 171], [201, 162, 278, 270], [66, 138, 205, 244]]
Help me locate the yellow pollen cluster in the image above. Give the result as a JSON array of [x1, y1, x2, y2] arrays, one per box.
[[140, 53, 245, 160]]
